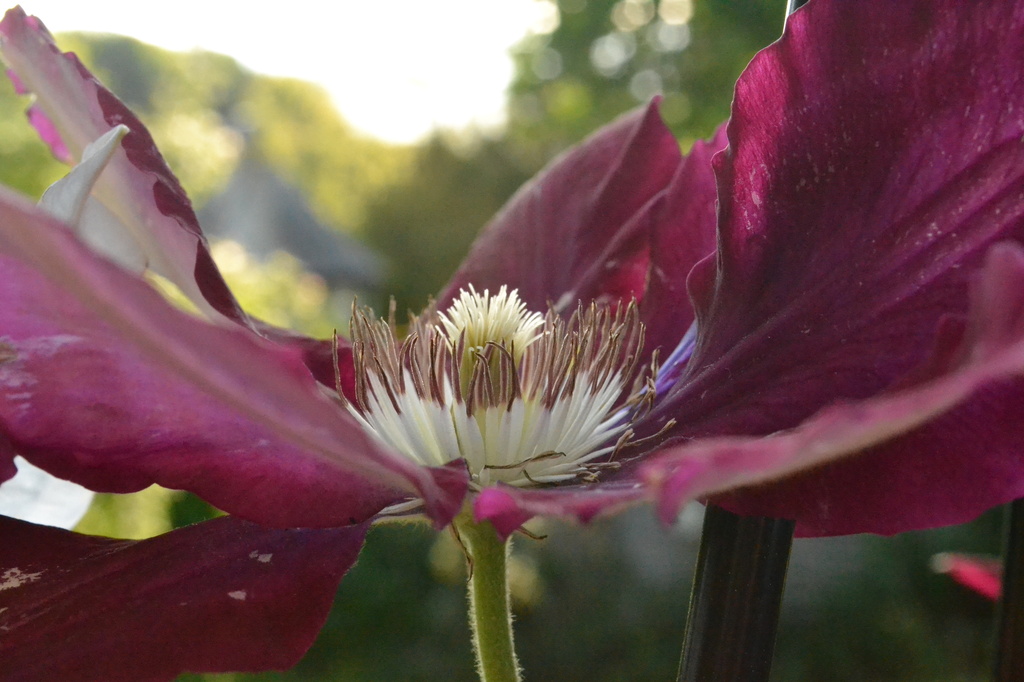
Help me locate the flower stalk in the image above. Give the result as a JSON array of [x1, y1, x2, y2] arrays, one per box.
[[678, 1, 802, 677], [455, 511, 521, 682], [995, 498, 1024, 681], [677, 506, 795, 681]]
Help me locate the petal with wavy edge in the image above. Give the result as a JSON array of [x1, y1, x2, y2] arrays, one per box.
[[0, 7, 244, 321], [440, 100, 681, 312], [635, 0, 1024, 534], [640, 125, 727, 361], [0, 515, 367, 681], [0, 189, 467, 528], [655, 0, 1024, 439], [0, 457, 93, 529], [644, 243, 1024, 535]]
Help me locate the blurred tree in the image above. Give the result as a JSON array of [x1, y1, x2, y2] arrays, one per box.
[[361, 136, 530, 314], [46, 33, 413, 230], [209, 239, 337, 338], [359, 0, 785, 315], [238, 76, 413, 232], [507, 0, 780, 161], [55, 33, 247, 206]]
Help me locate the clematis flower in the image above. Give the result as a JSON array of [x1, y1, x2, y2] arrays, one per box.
[[2, 0, 1024, 679]]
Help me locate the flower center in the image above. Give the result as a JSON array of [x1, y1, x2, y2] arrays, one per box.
[[346, 286, 651, 488]]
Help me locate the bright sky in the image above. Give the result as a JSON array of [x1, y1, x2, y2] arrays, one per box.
[[16, 0, 557, 143]]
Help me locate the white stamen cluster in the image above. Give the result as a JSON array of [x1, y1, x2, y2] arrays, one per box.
[[346, 286, 650, 488], [437, 285, 544, 361]]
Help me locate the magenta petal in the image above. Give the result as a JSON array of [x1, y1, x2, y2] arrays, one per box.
[[441, 100, 681, 312], [0, 515, 367, 680], [653, 0, 1024, 443], [0, 432, 16, 483], [474, 481, 647, 540], [640, 124, 727, 359], [25, 104, 70, 163], [645, 243, 1024, 535], [0, 7, 244, 322], [933, 553, 1002, 601], [253, 322, 358, 398], [0, 190, 467, 527]]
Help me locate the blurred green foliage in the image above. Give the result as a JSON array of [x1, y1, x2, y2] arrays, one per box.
[[361, 137, 530, 313], [29, 32, 412, 227], [209, 240, 337, 338], [506, 0, 779, 159], [0, 1, 1007, 680]]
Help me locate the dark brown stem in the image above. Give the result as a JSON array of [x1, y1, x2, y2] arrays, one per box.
[[995, 498, 1024, 682], [677, 505, 795, 682]]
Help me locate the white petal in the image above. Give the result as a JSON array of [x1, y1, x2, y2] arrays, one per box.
[[0, 456, 95, 528], [39, 125, 129, 227], [76, 198, 148, 271]]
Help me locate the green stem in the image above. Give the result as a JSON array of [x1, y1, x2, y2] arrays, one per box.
[[454, 511, 521, 682]]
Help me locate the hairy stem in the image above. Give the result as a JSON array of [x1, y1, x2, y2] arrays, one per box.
[[455, 511, 521, 682]]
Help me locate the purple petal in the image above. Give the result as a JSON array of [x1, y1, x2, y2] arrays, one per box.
[[0, 7, 244, 322], [0, 190, 467, 528], [640, 125, 727, 361], [0, 515, 367, 680], [640, 0, 1024, 531], [253, 322, 357, 399], [644, 243, 1024, 535], [0, 430, 17, 482], [670, 0, 1024, 428], [474, 481, 647, 540], [26, 104, 70, 163], [441, 100, 681, 312]]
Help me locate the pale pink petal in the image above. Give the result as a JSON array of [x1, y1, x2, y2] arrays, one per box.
[[0, 7, 244, 321]]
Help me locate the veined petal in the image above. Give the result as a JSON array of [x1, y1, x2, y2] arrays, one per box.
[[441, 100, 681, 313], [0, 7, 244, 321], [640, 124, 726, 361], [0, 189, 467, 528], [0, 457, 93, 529], [663, 0, 1024, 431], [0, 515, 367, 681], [644, 243, 1024, 535], [640, 0, 1024, 533]]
